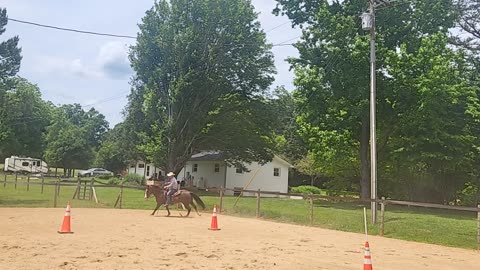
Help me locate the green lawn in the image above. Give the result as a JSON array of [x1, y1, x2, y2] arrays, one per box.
[[0, 177, 478, 250]]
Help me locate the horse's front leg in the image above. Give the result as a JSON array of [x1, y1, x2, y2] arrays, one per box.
[[151, 202, 161, 215]]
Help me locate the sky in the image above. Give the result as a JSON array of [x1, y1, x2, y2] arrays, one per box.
[[1, 0, 301, 127]]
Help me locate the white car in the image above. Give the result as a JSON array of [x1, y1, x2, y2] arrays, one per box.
[[78, 168, 113, 177]]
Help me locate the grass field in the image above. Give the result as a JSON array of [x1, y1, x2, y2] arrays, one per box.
[[0, 174, 478, 250]]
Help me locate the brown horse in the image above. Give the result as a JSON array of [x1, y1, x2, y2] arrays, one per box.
[[144, 185, 205, 217]]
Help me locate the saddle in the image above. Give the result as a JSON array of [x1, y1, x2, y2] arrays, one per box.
[[164, 189, 183, 197]]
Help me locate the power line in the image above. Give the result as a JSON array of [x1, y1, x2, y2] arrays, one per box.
[[265, 21, 291, 33], [273, 35, 302, 46], [81, 91, 130, 108], [8, 18, 137, 39], [8, 17, 300, 48]]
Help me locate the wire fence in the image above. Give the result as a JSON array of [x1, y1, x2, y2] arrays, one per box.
[[1, 173, 479, 250]]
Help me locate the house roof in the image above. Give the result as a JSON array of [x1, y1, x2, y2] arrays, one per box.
[[273, 155, 294, 168], [189, 151, 224, 161], [188, 151, 294, 168]]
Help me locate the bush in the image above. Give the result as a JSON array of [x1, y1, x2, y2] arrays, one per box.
[[106, 177, 123, 185], [290, 185, 323, 195], [97, 175, 113, 180], [123, 173, 144, 186]]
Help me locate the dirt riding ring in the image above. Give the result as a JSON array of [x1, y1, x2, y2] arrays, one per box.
[[0, 208, 478, 269]]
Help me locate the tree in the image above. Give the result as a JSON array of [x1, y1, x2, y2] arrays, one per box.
[[95, 122, 130, 174], [127, 0, 276, 174], [274, 0, 457, 198], [0, 78, 52, 159], [268, 86, 307, 162], [44, 105, 108, 176], [295, 152, 323, 186], [383, 33, 478, 202], [0, 8, 22, 153], [452, 0, 480, 51]]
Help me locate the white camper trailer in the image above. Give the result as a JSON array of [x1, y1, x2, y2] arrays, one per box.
[[4, 156, 48, 174]]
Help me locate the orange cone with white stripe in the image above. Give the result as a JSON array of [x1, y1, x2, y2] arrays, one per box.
[[208, 204, 220, 231], [58, 201, 74, 234], [363, 241, 373, 270]]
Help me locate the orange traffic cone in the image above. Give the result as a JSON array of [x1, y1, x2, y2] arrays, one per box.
[[58, 201, 74, 234], [208, 204, 220, 231], [363, 241, 373, 270]]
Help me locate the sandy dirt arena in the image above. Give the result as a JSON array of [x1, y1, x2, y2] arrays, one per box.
[[0, 207, 479, 270]]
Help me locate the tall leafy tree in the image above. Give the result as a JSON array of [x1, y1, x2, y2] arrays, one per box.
[[44, 105, 108, 176], [128, 0, 276, 173], [452, 0, 480, 51], [274, 0, 457, 198], [384, 34, 478, 202], [0, 78, 52, 159], [0, 8, 22, 152], [95, 122, 131, 174]]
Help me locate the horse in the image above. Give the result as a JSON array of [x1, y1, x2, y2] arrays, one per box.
[[144, 185, 206, 217]]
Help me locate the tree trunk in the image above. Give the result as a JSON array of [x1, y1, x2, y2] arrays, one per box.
[[360, 117, 371, 199]]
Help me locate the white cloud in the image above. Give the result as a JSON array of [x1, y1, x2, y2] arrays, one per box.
[[96, 41, 132, 79], [70, 58, 103, 78], [28, 42, 132, 80]]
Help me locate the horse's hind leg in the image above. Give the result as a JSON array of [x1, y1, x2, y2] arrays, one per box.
[[190, 202, 201, 216], [185, 205, 191, 217], [165, 205, 171, 217]]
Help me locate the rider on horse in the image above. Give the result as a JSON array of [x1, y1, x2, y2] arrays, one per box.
[[164, 172, 178, 205]]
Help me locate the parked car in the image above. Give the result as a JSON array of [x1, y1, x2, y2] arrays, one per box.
[[78, 168, 113, 177]]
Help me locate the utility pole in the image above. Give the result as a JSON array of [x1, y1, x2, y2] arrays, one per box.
[[362, 0, 377, 224], [362, 0, 396, 224]]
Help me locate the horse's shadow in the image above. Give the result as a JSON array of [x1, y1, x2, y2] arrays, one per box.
[[154, 215, 193, 218]]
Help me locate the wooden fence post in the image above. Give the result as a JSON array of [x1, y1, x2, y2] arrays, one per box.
[[119, 184, 124, 209], [477, 205, 480, 251], [54, 181, 59, 208], [219, 186, 224, 213], [89, 178, 94, 200], [41, 175, 45, 194], [309, 194, 314, 226], [83, 180, 87, 200], [256, 189, 261, 218], [380, 197, 386, 236], [15, 173, 17, 189], [3, 174, 6, 188], [27, 175, 30, 191]]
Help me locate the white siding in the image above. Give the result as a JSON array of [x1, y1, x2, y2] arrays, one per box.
[[127, 161, 162, 179], [225, 157, 289, 196], [181, 161, 226, 188]]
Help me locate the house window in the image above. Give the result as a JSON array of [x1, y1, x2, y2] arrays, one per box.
[[138, 163, 145, 168], [146, 166, 150, 177], [193, 164, 198, 172], [236, 165, 243, 174], [214, 164, 220, 173], [273, 168, 280, 177]]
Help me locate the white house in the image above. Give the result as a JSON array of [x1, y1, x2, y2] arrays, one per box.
[[178, 151, 293, 197], [128, 151, 293, 197], [127, 161, 164, 180]]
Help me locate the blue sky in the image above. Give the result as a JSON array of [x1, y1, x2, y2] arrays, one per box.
[[1, 0, 301, 127]]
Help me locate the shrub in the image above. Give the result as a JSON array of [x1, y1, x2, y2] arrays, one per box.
[[106, 177, 123, 185], [123, 173, 144, 185], [97, 175, 113, 180], [290, 185, 323, 195]]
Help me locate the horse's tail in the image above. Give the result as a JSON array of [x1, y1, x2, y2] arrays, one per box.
[[191, 192, 206, 209]]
